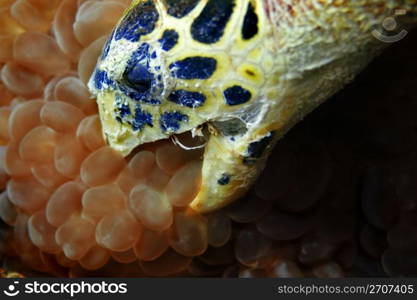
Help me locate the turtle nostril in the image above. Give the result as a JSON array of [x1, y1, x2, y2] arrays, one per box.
[[124, 63, 153, 92]]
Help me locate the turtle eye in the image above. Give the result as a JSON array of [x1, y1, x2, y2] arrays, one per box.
[[124, 63, 153, 92]]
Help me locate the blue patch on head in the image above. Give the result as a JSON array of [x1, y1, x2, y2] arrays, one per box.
[[242, 2, 258, 40], [168, 90, 206, 108], [160, 111, 189, 132], [119, 85, 161, 105], [191, 0, 235, 44], [101, 30, 115, 61], [243, 132, 275, 164], [94, 70, 114, 90], [126, 43, 150, 70], [114, 94, 131, 124], [223, 85, 252, 106], [217, 173, 231, 185], [118, 103, 131, 119], [159, 30, 179, 51], [120, 43, 163, 105], [170, 57, 217, 79], [115, 0, 159, 42], [132, 105, 153, 131], [165, 0, 200, 18]]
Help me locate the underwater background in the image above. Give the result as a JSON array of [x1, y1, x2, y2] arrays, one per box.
[[0, 0, 417, 277]]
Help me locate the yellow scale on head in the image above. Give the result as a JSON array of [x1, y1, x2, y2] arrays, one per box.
[[89, 0, 417, 212]]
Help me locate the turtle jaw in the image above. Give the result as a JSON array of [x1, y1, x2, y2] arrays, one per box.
[[190, 132, 275, 213]]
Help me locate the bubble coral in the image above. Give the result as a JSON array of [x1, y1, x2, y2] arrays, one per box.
[[0, 0, 207, 276]]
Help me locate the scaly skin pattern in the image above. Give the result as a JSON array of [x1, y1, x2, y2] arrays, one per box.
[[89, 0, 417, 212]]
